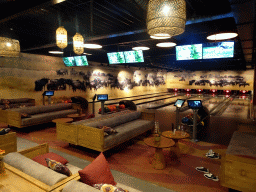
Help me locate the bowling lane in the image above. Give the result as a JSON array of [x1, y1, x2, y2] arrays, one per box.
[[217, 95, 251, 119], [136, 93, 188, 110], [104, 92, 173, 105], [203, 94, 231, 112]]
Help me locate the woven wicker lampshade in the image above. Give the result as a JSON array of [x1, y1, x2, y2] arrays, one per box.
[[0, 37, 20, 57], [73, 33, 84, 55], [147, 0, 186, 38], [56, 26, 67, 49]]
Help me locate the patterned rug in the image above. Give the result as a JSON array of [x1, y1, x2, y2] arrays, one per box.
[[13, 124, 228, 192]]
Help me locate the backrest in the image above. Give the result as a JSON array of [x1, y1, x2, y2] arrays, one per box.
[[84, 111, 141, 128], [7, 103, 72, 115]]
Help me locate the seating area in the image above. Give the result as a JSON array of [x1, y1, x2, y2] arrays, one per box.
[[57, 110, 155, 152], [0, 103, 77, 128], [220, 131, 256, 191]]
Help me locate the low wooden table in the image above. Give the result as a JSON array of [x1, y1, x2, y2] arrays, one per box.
[[162, 130, 190, 158], [0, 132, 17, 155], [144, 136, 175, 170], [67, 113, 86, 121], [52, 118, 73, 124]]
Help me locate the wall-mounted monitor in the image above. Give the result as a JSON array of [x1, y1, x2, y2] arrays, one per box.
[[107, 52, 125, 64], [203, 41, 234, 59], [74, 56, 89, 66], [97, 94, 108, 101], [176, 44, 202, 60], [174, 99, 185, 108], [187, 100, 202, 109], [63, 56, 88, 67], [124, 50, 144, 63], [63, 57, 76, 67]]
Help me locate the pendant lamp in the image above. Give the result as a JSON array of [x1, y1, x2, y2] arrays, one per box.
[[73, 33, 84, 55], [147, 0, 186, 38], [56, 26, 67, 49], [0, 37, 20, 57]]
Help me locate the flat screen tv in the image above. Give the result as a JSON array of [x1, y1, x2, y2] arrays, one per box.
[[107, 52, 125, 64], [203, 41, 234, 59], [124, 50, 144, 63], [74, 56, 89, 66], [187, 100, 202, 109], [174, 99, 185, 108], [63, 57, 76, 67], [63, 56, 88, 66], [176, 44, 202, 60]]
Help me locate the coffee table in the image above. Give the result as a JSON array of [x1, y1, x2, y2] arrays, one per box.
[[144, 136, 175, 170], [52, 118, 73, 124], [162, 130, 190, 158], [67, 113, 86, 121]]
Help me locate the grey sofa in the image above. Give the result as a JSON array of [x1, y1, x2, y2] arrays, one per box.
[[0, 98, 35, 109], [220, 131, 256, 192], [0, 103, 77, 128], [57, 110, 155, 152]]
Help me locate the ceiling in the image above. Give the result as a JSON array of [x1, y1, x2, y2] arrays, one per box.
[[0, 0, 255, 71]]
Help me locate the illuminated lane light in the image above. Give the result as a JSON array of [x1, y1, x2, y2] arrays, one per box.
[[174, 88, 178, 92], [186, 89, 191, 92]]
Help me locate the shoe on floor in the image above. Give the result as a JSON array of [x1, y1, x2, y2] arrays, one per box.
[[206, 153, 220, 159], [195, 167, 209, 173], [205, 149, 214, 156], [204, 173, 219, 181]]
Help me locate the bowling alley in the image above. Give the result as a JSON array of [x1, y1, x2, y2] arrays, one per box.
[[0, 0, 255, 191]]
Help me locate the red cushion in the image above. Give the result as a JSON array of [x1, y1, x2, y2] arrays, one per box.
[[78, 153, 116, 186], [32, 152, 69, 167]]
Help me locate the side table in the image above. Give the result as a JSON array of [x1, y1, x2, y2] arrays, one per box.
[[67, 113, 86, 121], [162, 130, 190, 158], [52, 118, 73, 124], [0, 132, 17, 155], [144, 136, 175, 169]]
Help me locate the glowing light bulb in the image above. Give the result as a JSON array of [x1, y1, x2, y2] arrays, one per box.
[[6, 42, 11, 47], [162, 5, 170, 15]]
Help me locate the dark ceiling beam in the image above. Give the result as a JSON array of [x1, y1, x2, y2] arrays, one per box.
[[0, 0, 66, 24]]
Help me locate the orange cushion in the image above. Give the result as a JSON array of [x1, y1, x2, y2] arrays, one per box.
[[78, 153, 116, 186], [32, 152, 69, 167]]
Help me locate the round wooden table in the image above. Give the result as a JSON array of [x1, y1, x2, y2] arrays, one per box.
[[162, 130, 190, 158], [144, 136, 175, 170], [67, 113, 86, 121], [52, 118, 73, 124]]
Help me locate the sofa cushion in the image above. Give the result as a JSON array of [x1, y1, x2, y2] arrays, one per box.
[[84, 111, 141, 128], [104, 119, 154, 149], [62, 180, 100, 192], [93, 183, 128, 192], [98, 126, 118, 135], [78, 153, 116, 186], [226, 131, 256, 159], [32, 152, 69, 167], [8, 103, 73, 115], [45, 158, 72, 176], [3, 152, 67, 186], [21, 109, 77, 126], [72, 110, 133, 125]]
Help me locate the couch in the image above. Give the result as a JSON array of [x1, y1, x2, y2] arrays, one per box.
[[3, 143, 142, 192], [0, 98, 35, 109], [3, 143, 80, 192], [57, 110, 155, 152], [0, 103, 77, 128], [220, 131, 256, 192]]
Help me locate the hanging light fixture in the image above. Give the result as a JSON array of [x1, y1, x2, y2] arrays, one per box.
[[147, 0, 186, 39], [156, 42, 176, 47], [84, 44, 102, 49], [56, 26, 67, 49], [0, 37, 20, 57], [132, 46, 150, 50], [73, 33, 84, 55], [207, 32, 238, 41]]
